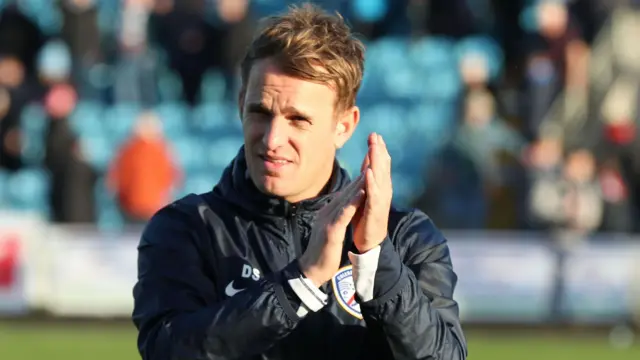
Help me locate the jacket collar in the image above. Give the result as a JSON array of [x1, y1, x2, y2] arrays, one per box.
[[213, 146, 351, 218]]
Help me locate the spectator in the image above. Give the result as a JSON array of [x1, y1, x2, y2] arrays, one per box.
[[44, 83, 98, 223], [453, 88, 526, 185], [107, 112, 182, 223], [0, 87, 21, 171], [37, 39, 73, 97], [413, 142, 487, 229], [459, 52, 491, 90], [598, 155, 634, 233], [529, 144, 603, 237], [0, 56, 29, 172], [599, 76, 640, 227], [113, 0, 158, 105], [561, 149, 603, 234], [414, 89, 524, 229], [211, 0, 254, 99], [0, 3, 45, 75], [529, 146, 603, 321], [149, 0, 218, 105], [60, 0, 101, 76], [522, 0, 590, 138]]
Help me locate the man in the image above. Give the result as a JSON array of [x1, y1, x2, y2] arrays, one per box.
[[132, 4, 467, 360]]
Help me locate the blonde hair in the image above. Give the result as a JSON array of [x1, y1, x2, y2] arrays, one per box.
[[240, 3, 365, 112]]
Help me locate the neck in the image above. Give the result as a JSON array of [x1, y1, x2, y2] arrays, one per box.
[[283, 161, 336, 204]]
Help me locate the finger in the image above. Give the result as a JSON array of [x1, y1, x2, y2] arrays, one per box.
[[364, 167, 379, 207], [320, 175, 364, 219], [368, 132, 378, 147], [372, 135, 392, 187], [334, 189, 365, 228], [360, 132, 377, 173], [339, 174, 365, 205], [369, 137, 385, 182], [360, 153, 370, 173]]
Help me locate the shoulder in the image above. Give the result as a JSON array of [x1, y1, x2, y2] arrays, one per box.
[[139, 192, 225, 249], [387, 206, 448, 257]]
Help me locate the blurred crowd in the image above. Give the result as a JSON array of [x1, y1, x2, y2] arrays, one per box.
[[0, 0, 639, 237]]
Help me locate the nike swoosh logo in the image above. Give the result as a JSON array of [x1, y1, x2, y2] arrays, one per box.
[[225, 281, 246, 297]]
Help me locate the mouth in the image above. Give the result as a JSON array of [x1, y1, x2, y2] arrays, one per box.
[[259, 155, 292, 171]]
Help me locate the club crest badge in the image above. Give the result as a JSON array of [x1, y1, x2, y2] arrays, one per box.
[[331, 265, 362, 319]]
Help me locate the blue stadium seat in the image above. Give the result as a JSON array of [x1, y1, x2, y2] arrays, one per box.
[[0, 169, 8, 206], [408, 37, 462, 99], [181, 171, 218, 196], [423, 67, 462, 100], [200, 71, 227, 103], [337, 144, 367, 178], [80, 135, 115, 171], [367, 38, 410, 70], [155, 102, 188, 139], [358, 103, 409, 162], [103, 103, 141, 144], [96, 207, 125, 232], [157, 69, 184, 103], [191, 102, 231, 136], [338, 124, 370, 178], [392, 171, 424, 206], [69, 100, 104, 138], [406, 102, 456, 141], [383, 65, 423, 99], [394, 102, 457, 176], [94, 177, 125, 232], [519, 4, 539, 33], [20, 131, 45, 166], [206, 136, 244, 168], [358, 64, 384, 101], [351, 0, 388, 22], [20, 103, 47, 133], [366, 38, 419, 99], [170, 137, 206, 172], [95, 0, 121, 35], [6, 168, 50, 214], [20, 104, 47, 165], [18, 0, 62, 35], [224, 102, 244, 134]]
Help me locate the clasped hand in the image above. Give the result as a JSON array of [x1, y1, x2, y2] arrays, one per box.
[[299, 133, 393, 287]]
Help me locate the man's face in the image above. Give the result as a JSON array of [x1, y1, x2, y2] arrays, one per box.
[[240, 58, 358, 203]]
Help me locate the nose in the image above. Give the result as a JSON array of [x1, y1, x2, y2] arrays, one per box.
[[262, 117, 288, 150]]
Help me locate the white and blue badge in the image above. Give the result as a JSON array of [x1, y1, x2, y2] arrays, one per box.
[[331, 265, 362, 319]]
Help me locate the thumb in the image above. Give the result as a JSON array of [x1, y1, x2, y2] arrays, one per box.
[[334, 189, 365, 229]]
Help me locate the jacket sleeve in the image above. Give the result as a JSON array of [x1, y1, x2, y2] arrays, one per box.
[[351, 210, 468, 360], [132, 201, 312, 360]]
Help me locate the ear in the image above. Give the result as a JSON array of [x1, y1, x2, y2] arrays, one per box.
[[334, 106, 359, 149]]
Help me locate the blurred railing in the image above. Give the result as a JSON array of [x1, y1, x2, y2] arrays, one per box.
[[1, 210, 639, 327]]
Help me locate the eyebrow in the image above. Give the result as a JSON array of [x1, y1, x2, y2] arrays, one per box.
[[246, 102, 271, 114], [246, 102, 312, 120]]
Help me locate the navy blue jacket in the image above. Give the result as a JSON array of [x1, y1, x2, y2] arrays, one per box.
[[132, 148, 467, 359]]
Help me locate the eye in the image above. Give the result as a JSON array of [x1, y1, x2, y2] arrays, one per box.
[[288, 114, 311, 123]]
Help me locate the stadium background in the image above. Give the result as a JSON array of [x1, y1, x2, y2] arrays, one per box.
[[0, 0, 639, 359]]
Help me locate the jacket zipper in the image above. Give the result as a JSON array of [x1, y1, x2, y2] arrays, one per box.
[[288, 204, 302, 257]]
